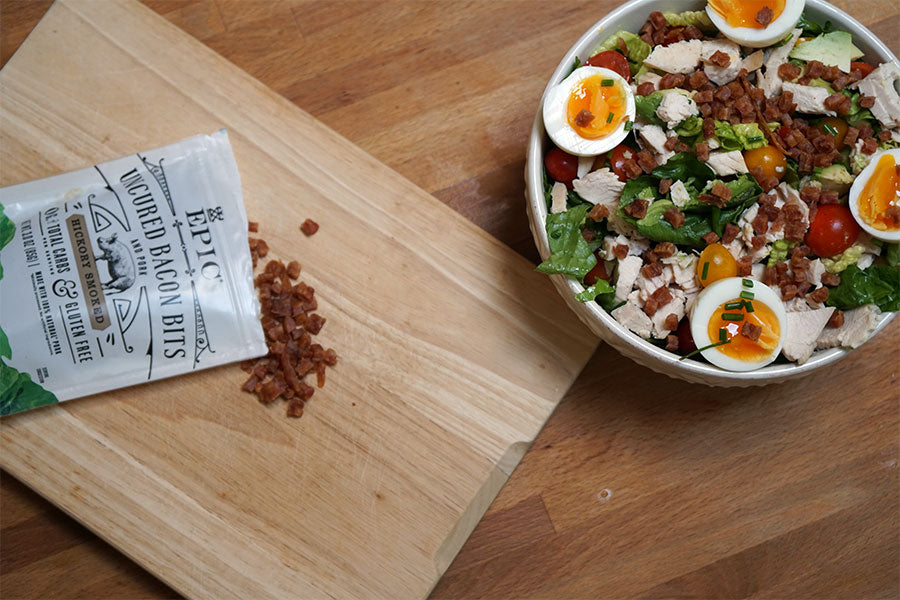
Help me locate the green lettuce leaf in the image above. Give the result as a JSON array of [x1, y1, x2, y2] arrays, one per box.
[[575, 279, 614, 302], [633, 200, 712, 247], [663, 11, 716, 32], [651, 152, 715, 184], [593, 30, 652, 69], [886, 243, 900, 268], [826, 264, 900, 311], [635, 91, 665, 126], [796, 12, 833, 36], [536, 204, 597, 280], [1, 363, 58, 417]]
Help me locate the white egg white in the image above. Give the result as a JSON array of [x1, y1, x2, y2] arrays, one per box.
[[689, 277, 786, 372], [706, 0, 805, 48], [543, 66, 635, 157], [848, 148, 900, 242]]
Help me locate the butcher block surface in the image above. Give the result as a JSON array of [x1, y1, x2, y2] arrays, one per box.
[[0, 1, 597, 598], [2, 1, 899, 599]]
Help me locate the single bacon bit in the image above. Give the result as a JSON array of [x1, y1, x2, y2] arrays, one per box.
[[689, 70, 709, 90], [695, 141, 711, 161], [741, 321, 763, 342], [301, 219, 319, 236], [750, 235, 766, 250], [778, 62, 801, 81], [644, 297, 660, 317], [861, 138, 879, 155], [702, 231, 720, 245], [624, 198, 650, 219], [635, 150, 658, 174], [651, 286, 673, 307], [699, 193, 727, 208], [722, 222, 740, 245], [711, 181, 732, 202], [807, 286, 829, 304], [575, 109, 595, 127], [641, 262, 663, 279], [582, 229, 597, 243], [827, 309, 844, 329], [587, 204, 610, 221], [664, 137, 680, 151], [286, 260, 302, 279], [885, 205, 900, 225], [781, 283, 799, 300], [710, 50, 731, 68], [664, 207, 686, 229], [737, 255, 753, 277], [858, 94, 876, 109], [821, 272, 841, 287], [654, 241, 677, 258], [248, 221, 259, 233], [637, 82, 656, 96], [613, 244, 630, 259], [659, 178, 673, 195], [664, 313, 679, 331], [665, 334, 680, 352], [878, 130, 894, 142], [257, 239, 270, 258]]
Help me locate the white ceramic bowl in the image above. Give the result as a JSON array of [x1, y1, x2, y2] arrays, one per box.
[[526, 0, 898, 386]]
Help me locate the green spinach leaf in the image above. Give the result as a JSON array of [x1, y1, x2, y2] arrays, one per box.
[[536, 204, 597, 280]]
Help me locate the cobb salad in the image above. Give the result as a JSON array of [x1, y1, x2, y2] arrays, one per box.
[[538, 1, 900, 372]]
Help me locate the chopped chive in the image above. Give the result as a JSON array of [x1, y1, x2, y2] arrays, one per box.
[[719, 327, 728, 342], [601, 79, 615, 86], [743, 300, 755, 313], [701, 262, 710, 280], [823, 123, 838, 136], [680, 338, 731, 360], [746, 136, 764, 143], [607, 112, 615, 123], [722, 313, 744, 321], [742, 278, 753, 288], [624, 120, 634, 131], [724, 301, 744, 310], [740, 290, 755, 300]]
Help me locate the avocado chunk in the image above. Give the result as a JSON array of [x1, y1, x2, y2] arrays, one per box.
[[789, 31, 863, 73], [815, 164, 854, 194]]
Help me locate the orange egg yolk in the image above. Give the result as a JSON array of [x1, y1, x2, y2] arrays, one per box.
[[707, 298, 781, 363], [857, 154, 900, 232], [708, 0, 786, 28], [567, 75, 627, 140]]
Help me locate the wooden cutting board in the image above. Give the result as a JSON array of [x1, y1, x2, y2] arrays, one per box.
[[0, 1, 597, 598]]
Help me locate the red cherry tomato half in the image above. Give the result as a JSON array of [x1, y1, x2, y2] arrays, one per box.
[[585, 50, 631, 82], [609, 144, 633, 182], [544, 147, 578, 184], [676, 317, 696, 356], [806, 204, 861, 257], [584, 256, 609, 286], [850, 61, 875, 78]]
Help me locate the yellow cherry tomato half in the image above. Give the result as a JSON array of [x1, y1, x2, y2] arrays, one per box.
[[744, 145, 787, 182], [697, 243, 738, 287]]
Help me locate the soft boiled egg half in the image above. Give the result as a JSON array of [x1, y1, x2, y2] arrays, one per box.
[[706, 0, 805, 48], [848, 148, 900, 242], [690, 277, 786, 371], [543, 66, 635, 157]]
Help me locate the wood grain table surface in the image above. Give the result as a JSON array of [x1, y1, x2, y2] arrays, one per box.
[[1, 1, 898, 598]]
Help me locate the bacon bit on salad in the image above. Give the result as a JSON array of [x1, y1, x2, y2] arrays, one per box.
[[641, 262, 663, 279], [654, 242, 677, 258], [885, 205, 900, 225], [861, 138, 879, 155], [827, 310, 845, 328], [800, 185, 821, 205], [858, 95, 876, 109], [877, 130, 894, 142], [750, 235, 766, 250], [791, 244, 811, 258], [741, 321, 763, 342], [635, 150, 658, 173], [664, 137, 680, 152], [582, 229, 597, 242], [781, 283, 799, 301], [616, 36, 629, 56], [824, 93, 852, 115], [702, 232, 720, 245], [587, 204, 610, 221], [711, 182, 732, 202], [659, 73, 686, 90], [624, 198, 650, 219], [709, 50, 731, 68], [665, 334, 680, 351], [807, 286, 830, 304], [613, 244, 630, 260], [664, 313, 679, 331], [688, 70, 709, 90], [575, 109, 595, 127], [637, 82, 656, 96], [623, 159, 644, 179], [664, 207, 686, 229], [778, 63, 802, 81], [658, 178, 673, 195], [737, 256, 753, 277], [819, 190, 840, 204], [721, 222, 740, 245], [695, 90, 715, 105], [698, 193, 727, 208]]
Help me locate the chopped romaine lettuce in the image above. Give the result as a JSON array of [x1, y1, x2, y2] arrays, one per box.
[[575, 278, 614, 302], [663, 11, 715, 32], [536, 205, 597, 280], [675, 116, 703, 138], [632, 200, 712, 247], [635, 91, 665, 126], [592, 30, 652, 68], [714, 121, 767, 151]]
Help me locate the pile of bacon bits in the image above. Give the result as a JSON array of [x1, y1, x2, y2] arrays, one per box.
[[241, 220, 337, 418]]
